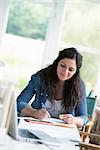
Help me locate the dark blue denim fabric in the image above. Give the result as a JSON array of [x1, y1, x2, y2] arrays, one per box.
[[17, 71, 88, 124]]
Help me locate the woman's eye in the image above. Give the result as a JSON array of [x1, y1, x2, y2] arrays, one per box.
[[69, 68, 76, 72], [69, 69, 73, 71], [61, 64, 66, 68]]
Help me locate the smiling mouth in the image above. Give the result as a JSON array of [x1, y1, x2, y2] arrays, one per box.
[[60, 73, 70, 79], [60, 73, 66, 78], [60, 72, 66, 76]]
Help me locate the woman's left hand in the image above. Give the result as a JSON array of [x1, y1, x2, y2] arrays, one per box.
[[59, 114, 75, 124]]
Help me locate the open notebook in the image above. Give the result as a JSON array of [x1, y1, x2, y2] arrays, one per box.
[[7, 94, 62, 147], [7, 84, 81, 146], [8, 95, 80, 146]]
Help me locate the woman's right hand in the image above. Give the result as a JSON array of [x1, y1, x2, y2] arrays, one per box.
[[21, 107, 50, 119], [32, 108, 50, 119]]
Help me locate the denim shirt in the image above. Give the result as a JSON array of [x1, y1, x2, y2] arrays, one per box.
[[17, 71, 88, 125]]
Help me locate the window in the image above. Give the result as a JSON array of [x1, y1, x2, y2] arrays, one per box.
[[0, 0, 53, 92], [60, 0, 100, 94], [1, 0, 100, 98]]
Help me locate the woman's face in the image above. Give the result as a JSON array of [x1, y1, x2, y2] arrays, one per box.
[[57, 58, 77, 81]]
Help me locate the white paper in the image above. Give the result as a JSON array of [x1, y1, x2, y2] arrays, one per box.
[[19, 120, 81, 142]]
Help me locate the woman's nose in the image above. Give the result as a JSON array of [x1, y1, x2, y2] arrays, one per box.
[[64, 68, 69, 75]]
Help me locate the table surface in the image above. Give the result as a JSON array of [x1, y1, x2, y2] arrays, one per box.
[[0, 119, 80, 150]]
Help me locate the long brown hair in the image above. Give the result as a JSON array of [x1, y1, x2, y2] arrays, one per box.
[[41, 47, 83, 112]]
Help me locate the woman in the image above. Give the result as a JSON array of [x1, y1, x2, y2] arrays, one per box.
[[17, 47, 88, 127]]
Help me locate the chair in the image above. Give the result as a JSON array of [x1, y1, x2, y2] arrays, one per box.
[[79, 132, 100, 150], [80, 90, 97, 142], [79, 90, 100, 149]]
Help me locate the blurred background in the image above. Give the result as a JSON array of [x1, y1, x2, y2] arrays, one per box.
[[0, 0, 100, 104]]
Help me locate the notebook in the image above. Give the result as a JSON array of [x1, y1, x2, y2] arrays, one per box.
[[7, 96, 62, 147]]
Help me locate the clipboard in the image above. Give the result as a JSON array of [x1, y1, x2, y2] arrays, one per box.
[[24, 117, 76, 128]]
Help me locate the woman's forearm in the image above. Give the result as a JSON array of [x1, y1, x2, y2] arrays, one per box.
[[21, 106, 37, 117], [21, 106, 50, 119]]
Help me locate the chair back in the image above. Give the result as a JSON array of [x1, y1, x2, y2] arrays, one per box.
[[87, 95, 97, 121], [80, 90, 98, 144]]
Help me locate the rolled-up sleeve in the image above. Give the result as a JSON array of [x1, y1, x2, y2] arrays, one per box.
[[17, 75, 36, 113]]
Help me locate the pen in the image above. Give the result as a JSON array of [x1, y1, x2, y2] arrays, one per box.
[[41, 103, 51, 118]]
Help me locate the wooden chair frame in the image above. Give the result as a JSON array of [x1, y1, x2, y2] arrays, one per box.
[[79, 90, 100, 150], [79, 131, 100, 150], [81, 95, 97, 143]]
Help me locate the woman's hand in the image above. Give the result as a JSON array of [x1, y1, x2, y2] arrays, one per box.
[[59, 114, 84, 127], [32, 108, 50, 119], [21, 107, 50, 119], [59, 114, 75, 124]]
